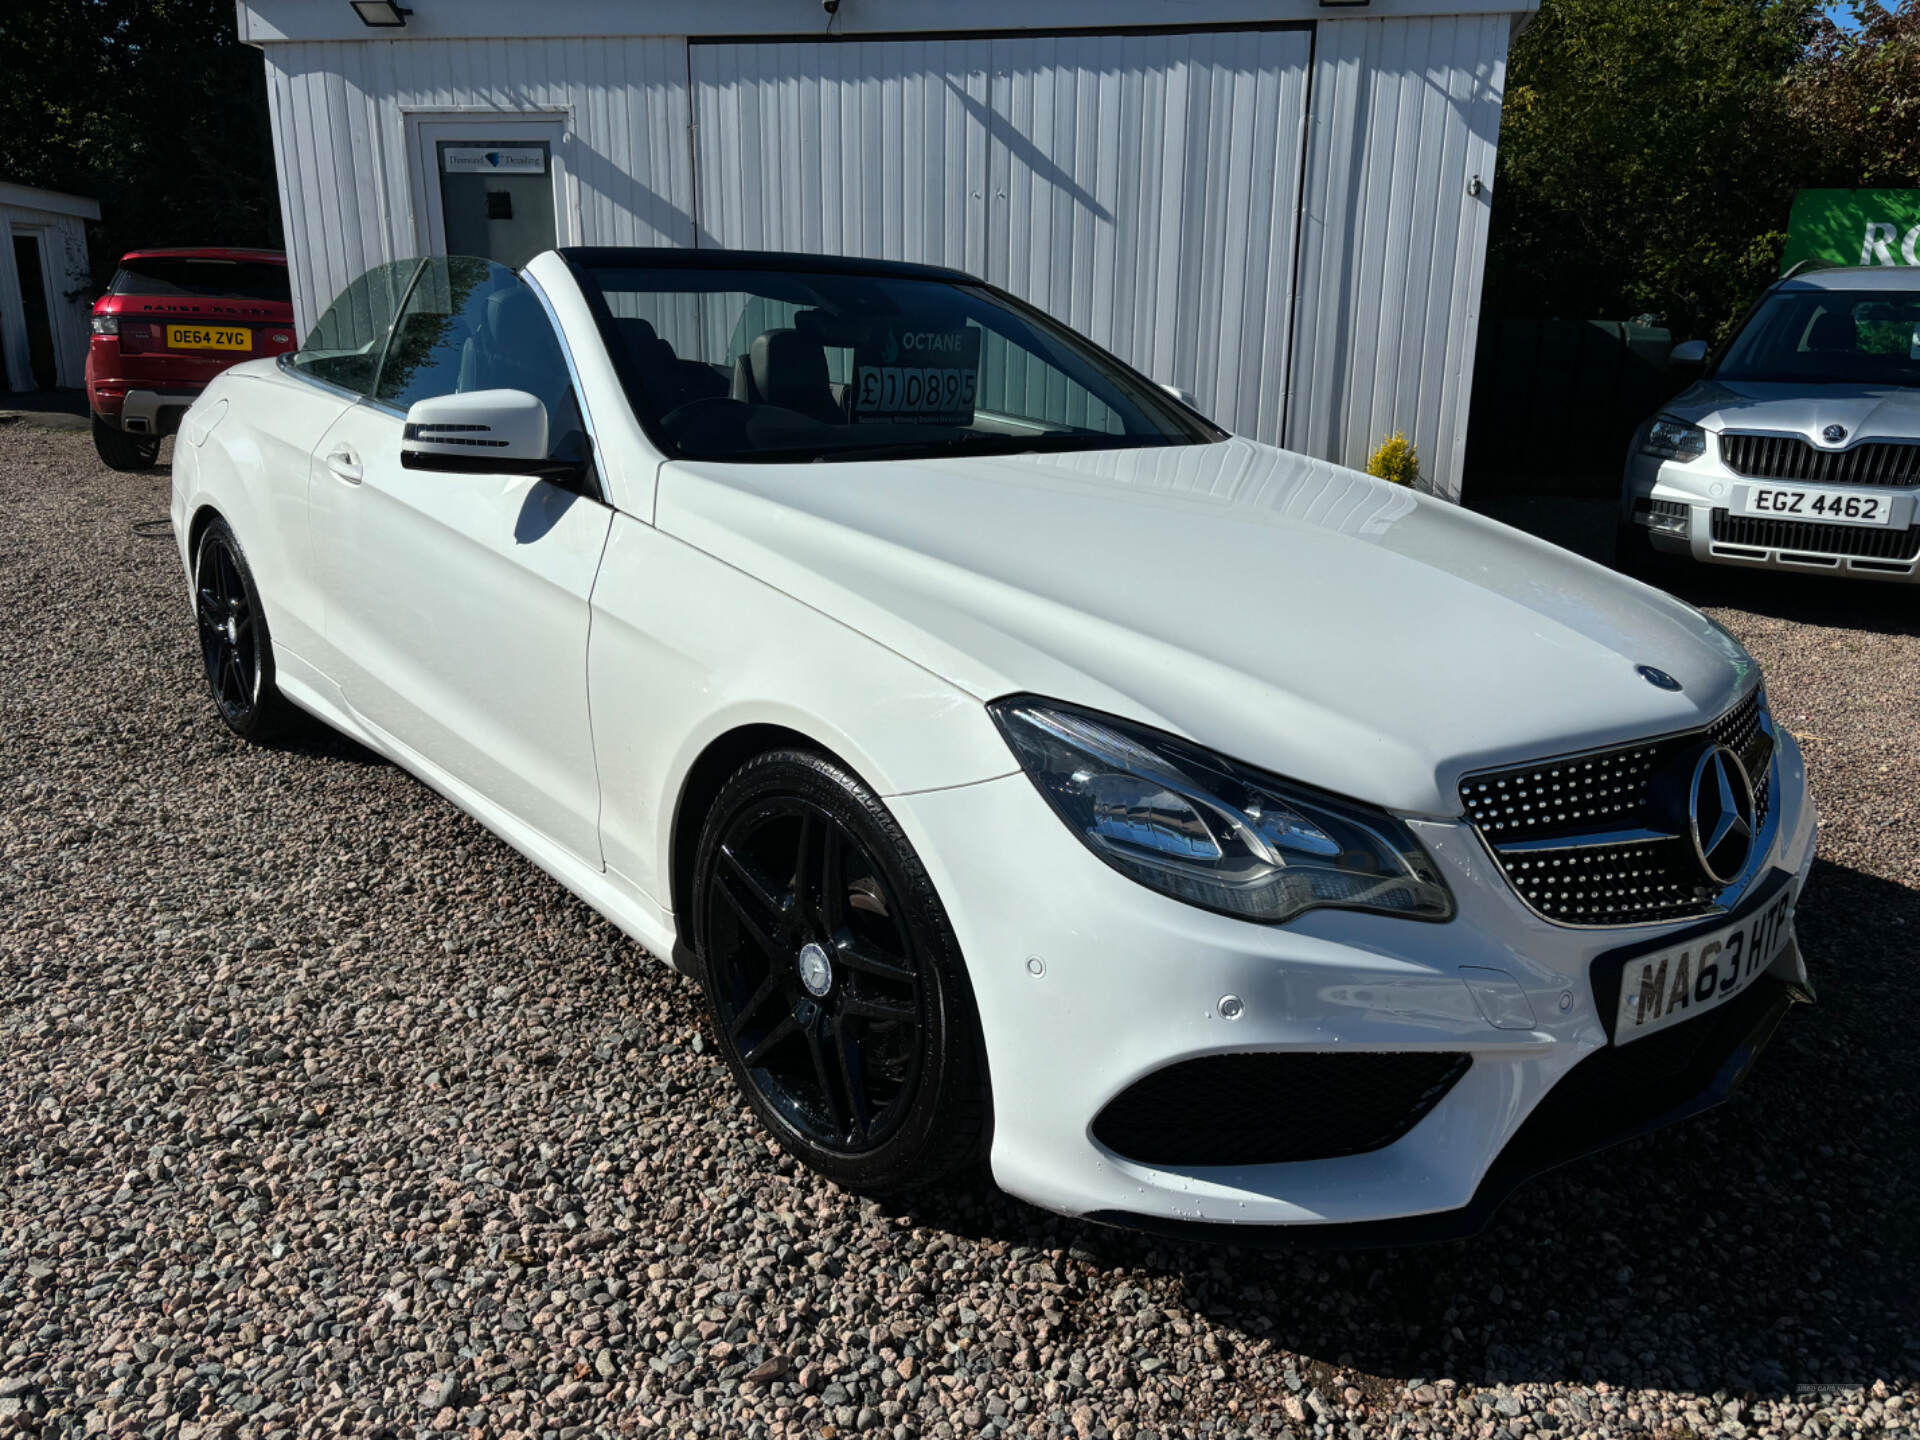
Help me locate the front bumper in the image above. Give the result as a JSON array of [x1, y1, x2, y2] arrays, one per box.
[[889, 728, 1816, 1237], [1623, 449, 1920, 581]]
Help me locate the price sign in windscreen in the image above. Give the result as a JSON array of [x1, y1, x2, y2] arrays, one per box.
[[852, 321, 981, 426]]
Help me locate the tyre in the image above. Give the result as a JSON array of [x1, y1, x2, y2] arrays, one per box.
[[91, 414, 160, 472], [692, 749, 988, 1194], [192, 517, 298, 742]]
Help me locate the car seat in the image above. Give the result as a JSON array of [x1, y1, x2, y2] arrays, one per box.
[[731, 328, 843, 425]]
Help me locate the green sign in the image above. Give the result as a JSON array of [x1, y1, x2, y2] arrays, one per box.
[[1784, 188, 1920, 272]]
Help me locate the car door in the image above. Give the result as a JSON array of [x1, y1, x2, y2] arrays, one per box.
[[265, 260, 419, 662], [308, 257, 611, 865]]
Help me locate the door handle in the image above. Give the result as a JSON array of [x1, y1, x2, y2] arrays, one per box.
[[324, 448, 363, 484]]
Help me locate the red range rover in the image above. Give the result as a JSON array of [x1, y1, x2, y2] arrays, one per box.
[[86, 248, 297, 470]]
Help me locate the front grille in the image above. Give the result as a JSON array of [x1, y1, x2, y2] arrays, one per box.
[[1092, 1051, 1471, 1168], [1710, 508, 1920, 562], [1461, 688, 1775, 927], [1720, 432, 1920, 487]]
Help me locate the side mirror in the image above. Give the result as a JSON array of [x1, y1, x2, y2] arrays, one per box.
[[401, 389, 588, 484], [1669, 339, 1709, 368], [1159, 380, 1200, 409]]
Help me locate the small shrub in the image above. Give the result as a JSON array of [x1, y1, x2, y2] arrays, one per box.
[[1367, 430, 1420, 487]]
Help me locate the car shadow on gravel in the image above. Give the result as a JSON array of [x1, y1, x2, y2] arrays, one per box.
[[262, 722, 390, 767], [891, 855, 1920, 1403], [1658, 565, 1920, 637]]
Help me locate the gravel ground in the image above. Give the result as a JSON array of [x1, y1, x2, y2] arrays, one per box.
[[1, 422, 1915, 1440]]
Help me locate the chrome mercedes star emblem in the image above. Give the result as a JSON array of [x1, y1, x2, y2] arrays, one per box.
[[1688, 744, 1756, 887], [797, 941, 833, 997], [1636, 665, 1681, 692], [1822, 424, 1848, 444]]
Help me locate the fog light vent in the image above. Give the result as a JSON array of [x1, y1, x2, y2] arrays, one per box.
[[1647, 500, 1689, 535], [1092, 1051, 1470, 1168]]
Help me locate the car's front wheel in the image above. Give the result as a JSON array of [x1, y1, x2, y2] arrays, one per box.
[[91, 414, 159, 472], [193, 518, 298, 742], [692, 750, 988, 1195]]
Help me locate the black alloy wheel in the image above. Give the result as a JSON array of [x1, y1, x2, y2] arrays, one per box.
[[694, 750, 987, 1193], [193, 518, 295, 741]]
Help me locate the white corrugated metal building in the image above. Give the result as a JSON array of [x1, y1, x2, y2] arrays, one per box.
[[236, 0, 1535, 499], [1, 181, 100, 393]]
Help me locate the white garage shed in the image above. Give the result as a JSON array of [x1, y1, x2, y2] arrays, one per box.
[[0, 181, 99, 393], [237, 0, 1535, 499]]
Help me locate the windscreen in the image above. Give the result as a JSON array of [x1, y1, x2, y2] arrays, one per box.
[[1719, 288, 1920, 387], [111, 258, 291, 303], [570, 262, 1220, 463]]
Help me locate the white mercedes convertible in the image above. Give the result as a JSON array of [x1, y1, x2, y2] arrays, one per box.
[[170, 249, 1818, 1240]]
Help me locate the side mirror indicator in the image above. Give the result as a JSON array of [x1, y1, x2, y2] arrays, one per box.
[[400, 388, 588, 485]]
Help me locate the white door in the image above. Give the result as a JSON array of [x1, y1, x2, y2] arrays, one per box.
[[307, 258, 610, 865], [688, 31, 1311, 445], [409, 116, 575, 267]]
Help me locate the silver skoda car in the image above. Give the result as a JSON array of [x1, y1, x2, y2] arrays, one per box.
[[1619, 266, 1920, 582]]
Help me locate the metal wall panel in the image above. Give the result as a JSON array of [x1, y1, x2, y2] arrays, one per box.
[[691, 30, 1311, 446], [690, 40, 992, 272], [261, 36, 695, 332], [1288, 15, 1510, 499], [983, 29, 1310, 445]]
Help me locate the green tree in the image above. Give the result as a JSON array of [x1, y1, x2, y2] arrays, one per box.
[[1788, 1, 1920, 187], [1488, 0, 1823, 340], [0, 0, 281, 294]]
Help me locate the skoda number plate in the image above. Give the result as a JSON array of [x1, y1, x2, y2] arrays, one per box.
[[1613, 890, 1792, 1045], [1735, 484, 1902, 529]]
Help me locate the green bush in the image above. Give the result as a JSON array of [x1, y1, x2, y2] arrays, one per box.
[[1367, 431, 1421, 487]]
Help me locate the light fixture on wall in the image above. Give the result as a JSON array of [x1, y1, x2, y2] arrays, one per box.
[[350, 1, 411, 26]]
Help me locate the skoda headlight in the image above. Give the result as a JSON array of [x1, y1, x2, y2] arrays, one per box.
[[1641, 416, 1707, 463], [990, 699, 1453, 925]]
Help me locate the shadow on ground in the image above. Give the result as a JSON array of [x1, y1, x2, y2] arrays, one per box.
[[1474, 492, 1920, 636], [892, 855, 1920, 1402]]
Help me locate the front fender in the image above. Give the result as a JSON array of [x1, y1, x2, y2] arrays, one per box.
[[171, 367, 354, 666], [587, 512, 1017, 911]]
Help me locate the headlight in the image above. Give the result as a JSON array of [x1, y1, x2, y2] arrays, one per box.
[[990, 698, 1454, 925], [90, 313, 118, 336], [1641, 416, 1706, 462]]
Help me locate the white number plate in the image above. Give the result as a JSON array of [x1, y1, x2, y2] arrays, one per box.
[[1737, 484, 1904, 528], [1613, 890, 1793, 1045]]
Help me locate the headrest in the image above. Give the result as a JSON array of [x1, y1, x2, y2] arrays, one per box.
[[751, 328, 831, 411]]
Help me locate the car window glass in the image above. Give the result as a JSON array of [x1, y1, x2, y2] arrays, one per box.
[[577, 263, 1216, 463], [375, 256, 582, 458], [976, 328, 1123, 433], [291, 260, 419, 395], [1720, 287, 1920, 386], [112, 259, 291, 303]]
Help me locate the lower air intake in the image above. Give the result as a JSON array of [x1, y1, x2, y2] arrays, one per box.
[[1092, 1051, 1471, 1168]]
